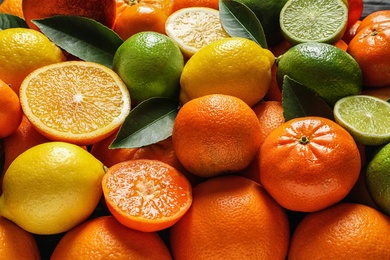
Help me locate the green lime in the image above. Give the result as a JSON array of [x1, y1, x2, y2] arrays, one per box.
[[113, 32, 184, 105], [280, 0, 348, 45], [333, 95, 390, 146], [366, 142, 390, 216], [276, 42, 362, 106]]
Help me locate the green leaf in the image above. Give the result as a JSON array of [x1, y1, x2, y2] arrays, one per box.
[[219, 0, 267, 49], [110, 97, 179, 149], [33, 15, 123, 68], [282, 75, 334, 121], [0, 14, 28, 30]]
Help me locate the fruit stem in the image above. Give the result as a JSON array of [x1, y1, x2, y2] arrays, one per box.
[[299, 136, 310, 145]]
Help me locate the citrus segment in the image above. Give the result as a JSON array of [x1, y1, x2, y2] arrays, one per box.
[[19, 61, 131, 146], [333, 95, 390, 145], [165, 7, 230, 57], [102, 159, 192, 232], [280, 0, 348, 45]]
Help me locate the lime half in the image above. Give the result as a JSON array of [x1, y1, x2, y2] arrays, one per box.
[[334, 95, 390, 145], [280, 0, 348, 45]]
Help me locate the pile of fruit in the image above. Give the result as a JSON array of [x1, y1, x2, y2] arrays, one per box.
[[1, 0, 390, 258]]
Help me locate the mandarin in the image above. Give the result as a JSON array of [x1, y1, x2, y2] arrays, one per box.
[[357, 10, 390, 32], [172, 94, 261, 178], [170, 175, 290, 259], [259, 116, 361, 212], [0, 79, 23, 139], [171, 0, 218, 12], [0, 0, 23, 18], [51, 215, 172, 260], [288, 203, 390, 259]]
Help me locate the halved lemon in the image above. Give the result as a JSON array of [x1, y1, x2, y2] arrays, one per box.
[[165, 7, 230, 58], [19, 61, 131, 145]]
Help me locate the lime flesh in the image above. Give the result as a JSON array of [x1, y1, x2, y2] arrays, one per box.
[[333, 95, 390, 146]]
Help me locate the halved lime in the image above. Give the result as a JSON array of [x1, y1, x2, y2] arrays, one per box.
[[333, 95, 390, 145], [280, 0, 348, 45]]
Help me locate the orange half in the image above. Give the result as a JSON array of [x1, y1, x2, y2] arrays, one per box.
[[19, 61, 131, 146]]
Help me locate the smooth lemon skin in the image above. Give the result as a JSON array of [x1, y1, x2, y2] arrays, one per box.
[[179, 37, 275, 107], [0, 142, 106, 235]]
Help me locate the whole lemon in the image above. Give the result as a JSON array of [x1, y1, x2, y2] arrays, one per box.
[[179, 37, 274, 107], [0, 142, 106, 235], [113, 31, 184, 105], [0, 28, 66, 94]]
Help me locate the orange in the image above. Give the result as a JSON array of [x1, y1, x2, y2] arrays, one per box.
[[102, 159, 192, 232], [347, 21, 390, 88], [334, 39, 348, 51], [0, 79, 22, 139], [170, 175, 290, 259], [259, 116, 361, 212], [172, 94, 262, 178], [113, 3, 167, 41], [171, 0, 218, 13], [357, 10, 390, 32], [90, 132, 204, 186], [51, 215, 172, 259], [22, 0, 116, 31], [0, 0, 23, 18], [0, 216, 40, 259], [288, 203, 390, 259], [19, 61, 131, 146], [115, 0, 173, 17]]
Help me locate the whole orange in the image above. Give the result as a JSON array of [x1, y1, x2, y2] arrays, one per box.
[[0, 79, 22, 139], [170, 175, 290, 259], [171, 0, 218, 12], [51, 215, 172, 259], [22, 0, 116, 30], [259, 116, 361, 212], [172, 94, 262, 178], [288, 203, 390, 259], [357, 10, 390, 32]]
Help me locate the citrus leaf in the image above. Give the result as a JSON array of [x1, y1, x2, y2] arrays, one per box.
[[282, 75, 334, 121], [0, 14, 28, 30], [219, 0, 267, 48], [33, 15, 123, 68], [110, 97, 179, 149]]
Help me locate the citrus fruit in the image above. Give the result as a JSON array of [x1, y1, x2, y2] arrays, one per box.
[[342, 19, 361, 44], [357, 10, 390, 32], [165, 7, 230, 58], [171, 0, 218, 13], [22, 0, 116, 30], [0, 78, 23, 139], [115, 0, 174, 17], [288, 203, 390, 259], [0, 216, 40, 259], [333, 95, 390, 146], [170, 175, 290, 259], [0, 0, 23, 18], [172, 94, 261, 178], [113, 3, 168, 41], [280, 0, 348, 45], [344, 0, 363, 30], [362, 86, 390, 101], [259, 116, 361, 212], [179, 37, 274, 107], [347, 21, 390, 88], [366, 142, 390, 216], [112, 31, 184, 105], [0, 142, 106, 235], [102, 159, 192, 232], [19, 61, 131, 146], [0, 28, 66, 94], [276, 42, 362, 106], [51, 215, 172, 260]]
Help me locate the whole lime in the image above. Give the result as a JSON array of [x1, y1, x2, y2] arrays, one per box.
[[113, 31, 184, 105], [276, 42, 362, 106]]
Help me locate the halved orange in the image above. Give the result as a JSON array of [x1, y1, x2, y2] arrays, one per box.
[[102, 159, 192, 232], [19, 61, 131, 146]]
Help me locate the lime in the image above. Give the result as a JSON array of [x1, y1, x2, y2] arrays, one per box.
[[280, 0, 348, 45], [366, 142, 390, 216], [333, 95, 390, 146], [276, 42, 362, 106], [112, 32, 184, 105]]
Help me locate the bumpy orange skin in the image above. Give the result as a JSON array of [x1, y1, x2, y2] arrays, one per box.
[[259, 116, 361, 212], [0, 79, 22, 139]]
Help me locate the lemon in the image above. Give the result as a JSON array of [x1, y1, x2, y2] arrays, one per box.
[[0, 142, 106, 235], [0, 28, 66, 94], [280, 0, 348, 45], [276, 42, 362, 106], [333, 95, 390, 146], [112, 31, 184, 106], [179, 37, 275, 107], [165, 7, 230, 58]]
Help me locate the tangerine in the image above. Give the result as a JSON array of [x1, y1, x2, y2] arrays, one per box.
[[171, 0, 218, 12], [357, 10, 390, 32], [0, 78, 22, 139], [0, 0, 23, 18]]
